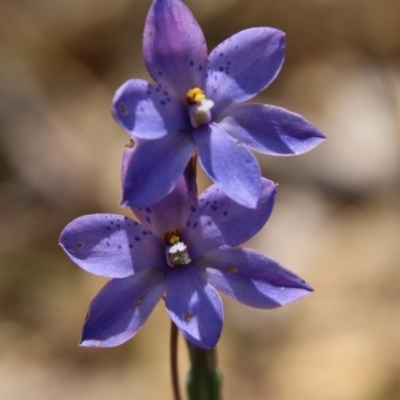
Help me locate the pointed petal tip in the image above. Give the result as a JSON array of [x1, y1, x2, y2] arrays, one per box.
[[78, 338, 113, 348], [294, 133, 326, 155], [242, 196, 258, 209], [302, 280, 314, 292], [185, 334, 220, 350], [79, 335, 128, 348], [119, 198, 129, 208]]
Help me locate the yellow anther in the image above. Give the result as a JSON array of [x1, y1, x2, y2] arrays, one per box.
[[186, 87, 205, 104], [164, 229, 182, 245]]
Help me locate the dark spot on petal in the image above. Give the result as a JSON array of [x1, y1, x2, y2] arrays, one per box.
[[124, 216, 128, 220], [118, 245, 122, 249], [191, 206, 196, 212], [219, 66, 224, 72], [207, 220, 212, 225], [228, 266, 238, 274], [77, 242, 83, 248], [106, 241, 110, 247], [146, 207, 151, 214], [134, 222, 138, 226], [135, 297, 144, 306], [110, 221, 114, 225], [193, 222, 198, 228], [118, 103, 127, 115], [219, 52, 224, 57], [189, 60, 194, 67], [223, 211, 228, 216], [198, 65, 203, 71], [143, 231, 148, 235], [68, 249, 75, 255], [185, 313, 193, 322], [160, 100, 166, 105], [186, 222, 191, 227], [146, 216, 151, 223], [135, 237, 141, 241], [129, 244, 133, 249]]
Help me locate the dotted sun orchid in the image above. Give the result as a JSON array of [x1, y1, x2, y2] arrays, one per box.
[[59, 147, 313, 350], [111, 0, 325, 209]]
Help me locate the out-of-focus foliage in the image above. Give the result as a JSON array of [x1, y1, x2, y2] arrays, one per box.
[[0, 0, 400, 399]]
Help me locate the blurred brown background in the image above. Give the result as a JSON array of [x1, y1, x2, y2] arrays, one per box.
[[1, 0, 400, 399]]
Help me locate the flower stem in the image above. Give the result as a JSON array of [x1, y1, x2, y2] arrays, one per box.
[[186, 341, 222, 400], [170, 321, 182, 400]]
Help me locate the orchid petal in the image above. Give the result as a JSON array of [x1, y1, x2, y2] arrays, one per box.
[[205, 28, 285, 116], [165, 265, 223, 349], [143, 0, 207, 101], [131, 161, 198, 237], [199, 248, 313, 308], [111, 79, 189, 139], [121, 131, 195, 208], [184, 178, 276, 260], [194, 123, 261, 208], [219, 104, 326, 155], [59, 214, 165, 278], [80, 269, 165, 347]]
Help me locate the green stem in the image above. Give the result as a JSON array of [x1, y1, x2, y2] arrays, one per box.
[[186, 341, 222, 400], [170, 322, 182, 400]]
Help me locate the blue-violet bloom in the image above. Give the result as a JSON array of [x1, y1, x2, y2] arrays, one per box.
[[59, 147, 313, 349], [112, 0, 325, 209]]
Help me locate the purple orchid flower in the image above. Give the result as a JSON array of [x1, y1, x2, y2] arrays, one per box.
[[111, 0, 325, 209], [59, 147, 312, 349]]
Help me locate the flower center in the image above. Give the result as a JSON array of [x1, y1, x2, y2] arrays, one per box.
[[164, 229, 192, 267], [186, 87, 214, 128], [186, 87, 206, 104]]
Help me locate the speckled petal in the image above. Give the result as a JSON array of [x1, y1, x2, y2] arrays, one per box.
[[194, 123, 261, 208], [111, 79, 189, 139], [80, 269, 166, 347], [143, 0, 207, 101], [121, 131, 195, 208], [183, 178, 276, 260], [219, 104, 326, 155], [198, 248, 313, 308], [59, 214, 165, 278], [130, 161, 198, 238], [205, 28, 285, 117], [165, 265, 223, 349]]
